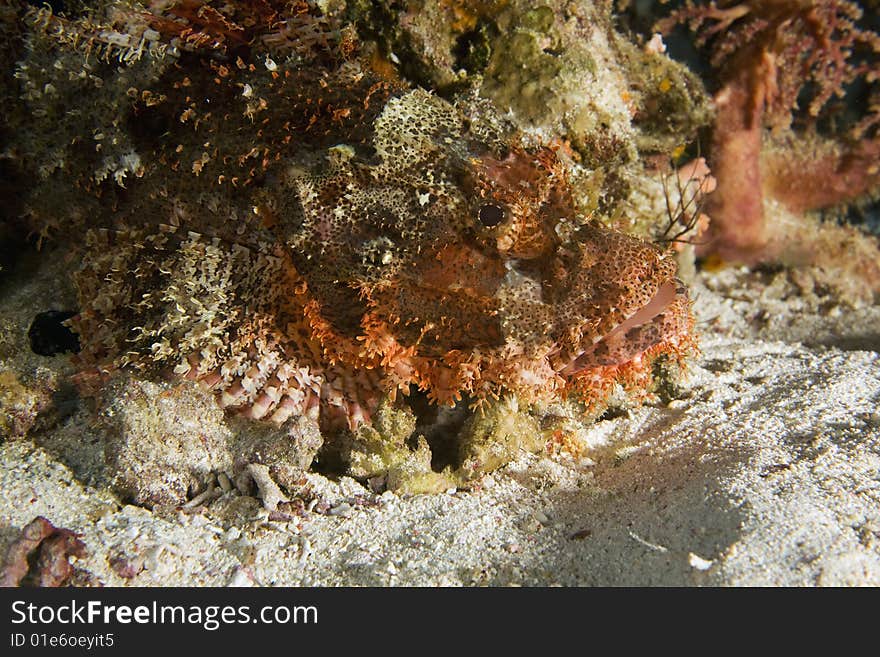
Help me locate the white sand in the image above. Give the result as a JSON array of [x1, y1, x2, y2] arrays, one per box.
[[1, 260, 879, 586]]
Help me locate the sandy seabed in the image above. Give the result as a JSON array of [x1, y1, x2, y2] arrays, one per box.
[[1, 251, 879, 586]]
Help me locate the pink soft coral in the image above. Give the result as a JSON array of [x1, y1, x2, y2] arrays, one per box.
[[658, 0, 880, 262]]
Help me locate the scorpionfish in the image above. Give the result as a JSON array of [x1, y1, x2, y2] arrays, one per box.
[[72, 86, 695, 432]]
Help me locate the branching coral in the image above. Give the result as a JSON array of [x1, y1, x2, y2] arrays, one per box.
[[657, 0, 880, 263]]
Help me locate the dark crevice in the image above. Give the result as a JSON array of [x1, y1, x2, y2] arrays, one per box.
[[28, 310, 80, 356], [406, 391, 471, 472]]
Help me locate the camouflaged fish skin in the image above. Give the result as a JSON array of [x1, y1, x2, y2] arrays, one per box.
[[6, 2, 696, 435], [73, 87, 695, 431]]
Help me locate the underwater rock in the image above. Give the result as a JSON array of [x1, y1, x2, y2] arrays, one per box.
[[0, 367, 57, 440], [100, 377, 235, 507]]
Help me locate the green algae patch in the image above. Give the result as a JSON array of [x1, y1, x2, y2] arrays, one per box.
[[345, 398, 417, 480], [480, 6, 563, 124], [337, 395, 550, 494], [454, 397, 546, 484], [614, 37, 713, 156], [341, 398, 457, 494]]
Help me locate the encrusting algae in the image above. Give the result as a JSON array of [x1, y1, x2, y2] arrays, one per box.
[[1, 0, 713, 497]]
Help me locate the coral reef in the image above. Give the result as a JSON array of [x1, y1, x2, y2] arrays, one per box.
[[2, 0, 709, 497], [361, 1, 713, 238], [655, 0, 880, 300]]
